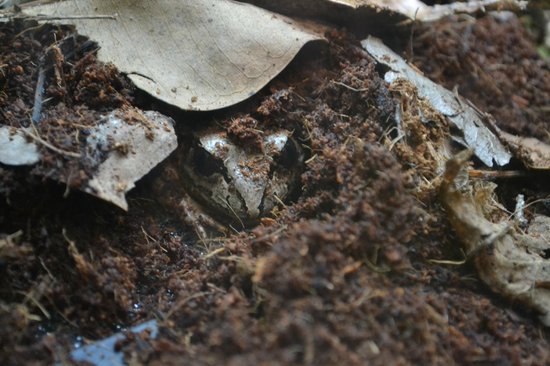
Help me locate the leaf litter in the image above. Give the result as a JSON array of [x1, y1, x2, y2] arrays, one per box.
[[17, 0, 324, 111], [1, 4, 550, 366], [362, 35, 512, 167], [363, 20, 550, 330], [0, 20, 177, 209], [441, 149, 550, 326], [243, 0, 528, 28]]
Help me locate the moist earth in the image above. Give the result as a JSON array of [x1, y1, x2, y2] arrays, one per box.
[[1, 14, 550, 366]]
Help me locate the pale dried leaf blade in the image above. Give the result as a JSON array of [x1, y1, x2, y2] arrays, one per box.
[[84, 109, 177, 210], [23, 0, 323, 111], [0, 126, 40, 165], [362, 36, 511, 167], [441, 152, 550, 326]]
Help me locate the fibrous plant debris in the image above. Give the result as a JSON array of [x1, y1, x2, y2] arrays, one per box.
[[441, 150, 550, 326], [362, 35, 511, 167]]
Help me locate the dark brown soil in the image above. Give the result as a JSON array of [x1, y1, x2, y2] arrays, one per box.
[[1, 13, 550, 366], [413, 15, 550, 143]]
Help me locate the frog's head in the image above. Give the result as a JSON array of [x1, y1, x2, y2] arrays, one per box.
[[181, 130, 303, 226]]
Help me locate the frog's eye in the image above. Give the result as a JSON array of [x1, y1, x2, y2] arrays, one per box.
[[276, 137, 302, 170], [191, 146, 225, 177]]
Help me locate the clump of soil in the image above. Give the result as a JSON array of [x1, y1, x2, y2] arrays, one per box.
[[1, 14, 550, 366], [226, 116, 265, 152]]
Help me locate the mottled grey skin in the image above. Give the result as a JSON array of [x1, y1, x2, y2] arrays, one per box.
[[176, 129, 303, 238]]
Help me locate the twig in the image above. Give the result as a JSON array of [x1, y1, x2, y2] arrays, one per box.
[[28, 14, 117, 20], [428, 258, 466, 265], [468, 169, 527, 180], [330, 80, 368, 93], [223, 197, 245, 230], [21, 126, 82, 158], [201, 247, 225, 260], [1, 12, 117, 21], [31, 64, 46, 124]]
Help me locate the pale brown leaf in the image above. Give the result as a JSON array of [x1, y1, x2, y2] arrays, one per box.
[[497, 131, 550, 170], [22, 0, 323, 111]]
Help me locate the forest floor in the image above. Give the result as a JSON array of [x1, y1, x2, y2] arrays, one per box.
[[1, 10, 550, 366]]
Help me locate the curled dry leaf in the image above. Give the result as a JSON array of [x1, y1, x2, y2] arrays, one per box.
[[20, 0, 323, 111], [362, 36, 511, 167], [441, 150, 550, 326]]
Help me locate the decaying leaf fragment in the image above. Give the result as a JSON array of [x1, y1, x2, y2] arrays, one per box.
[[0, 126, 40, 166], [84, 109, 177, 210], [362, 36, 511, 167], [19, 0, 323, 111], [0, 108, 176, 210], [441, 150, 550, 326], [400, 0, 528, 22]]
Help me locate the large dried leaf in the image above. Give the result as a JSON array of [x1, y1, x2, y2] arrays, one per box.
[[441, 150, 550, 326], [21, 0, 323, 111], [362, 36, 511, 167]]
